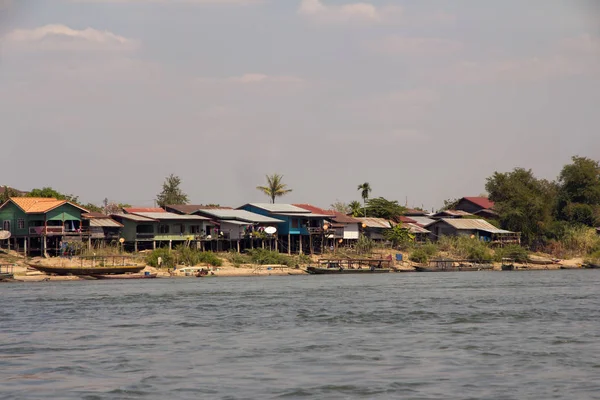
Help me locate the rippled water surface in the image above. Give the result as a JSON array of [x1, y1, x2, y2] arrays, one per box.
[[2, 271, 600, 399]]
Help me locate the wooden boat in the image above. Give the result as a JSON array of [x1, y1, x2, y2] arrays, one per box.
[[559, 265, 580, 270], [583, 263, 600, 269], [414, 259, 494, 272], [28, 263, 145, 276], [92, 273, 157, 280], [306, 258, 392, 275]]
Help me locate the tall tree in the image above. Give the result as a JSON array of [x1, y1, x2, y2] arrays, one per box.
[[256, 174, 292, 203], [486, 168, 557, 246], [357, 182, 372, 217], [556, 156, 600, 226], [27, 187, 79, 203], [156, 174, 189, 208]]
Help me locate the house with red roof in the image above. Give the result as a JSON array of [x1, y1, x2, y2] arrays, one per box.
[[454, 197, 495, 214]]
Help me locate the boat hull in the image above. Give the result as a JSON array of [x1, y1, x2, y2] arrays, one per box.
[[28, 264, 145, 276], [415, 265, 494, 272], [92, 273, 157, 280], [306, 266, 391, 275]]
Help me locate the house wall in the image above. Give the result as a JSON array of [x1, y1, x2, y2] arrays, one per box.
[[0, 202, 28, 236], [343, 223, 359, 240], [240, 205, 294, 235], [220, 221, 246, 240]]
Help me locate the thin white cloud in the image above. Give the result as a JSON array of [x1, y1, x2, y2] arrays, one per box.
[[367, 35, 463, 56], [3, 24, 138, 52], [298, 0, 402, 24]]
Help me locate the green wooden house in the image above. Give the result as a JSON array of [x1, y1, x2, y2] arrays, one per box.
[[0, 197, 88, 255]]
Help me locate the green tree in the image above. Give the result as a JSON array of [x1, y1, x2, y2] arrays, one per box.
[[441, 197, 460, 211], [156, 174, 189, 208], [81, 203, 103, 213], [27, 187, 79, 203], [349, 200, 363, 217], [384, 223, 415, 247], [256, 174, 292, 203], [365, 197, 406, 221], [485, 168, 557, 246], [357, 182, 372, 217], [556, 156, 600, 226], [0, 186, 23, 203]]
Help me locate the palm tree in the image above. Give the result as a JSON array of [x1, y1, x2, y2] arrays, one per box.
[[256, 174, 293, 203], [349, 200, 363, 217], [357, 182, 372, 217]]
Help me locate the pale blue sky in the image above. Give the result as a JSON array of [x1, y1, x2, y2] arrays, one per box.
[[1, 0, 598, 210]]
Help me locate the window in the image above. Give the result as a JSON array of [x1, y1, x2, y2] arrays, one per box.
[[159, 224, 170, 234], [2, 220, 10, 231], [190, 225, 201, 234], [174, 224, 185, 234], [17, 219, 25, 229], [291, 218, 299, 228]]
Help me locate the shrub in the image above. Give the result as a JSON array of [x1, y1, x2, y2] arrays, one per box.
[[356, 234, 375, 254], [495, 244, 529, 263], [560, 225, 600, 256], [146, 248, 175, 269], [224, 251, 252, 267], [246, 248, 309, 268], [409, 248, 430, 263], [584, 250, 600, 265], [196, 251, 223, 267]]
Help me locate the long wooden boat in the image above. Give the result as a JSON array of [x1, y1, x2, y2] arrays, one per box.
[[414, 259, 494, 272], [28, 263, 145, 276], [559, 265, 580, 270], [92, 273, 157, 280], [306, 258, 392, 275], [583, 263, 600, 269]]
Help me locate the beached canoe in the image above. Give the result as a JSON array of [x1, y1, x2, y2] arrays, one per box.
[[92, 273, 157, 280], [28, 263, 145, 276], [306, 266, 391, 274], [583, 263, 600, 269]]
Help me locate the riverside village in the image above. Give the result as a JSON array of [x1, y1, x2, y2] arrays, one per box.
[[1, 159, 600, 281]]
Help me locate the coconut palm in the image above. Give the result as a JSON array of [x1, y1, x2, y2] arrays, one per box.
[[357, 182, 372, 217], [349, 200, 363, 217], [256, 174, 293, 203]]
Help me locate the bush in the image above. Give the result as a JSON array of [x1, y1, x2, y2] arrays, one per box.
[[435, 236, 493, 262], [560, 225, 600, 256], [409, 248, 430, 263], [584, 250, 600, 265], [196, 251, 223, 267], [494, 244, 529, 263], [356, 234, 375, 254], [246, 248, 310, 268], [224, 251, 252, 267], [146, 248, 175, 269]]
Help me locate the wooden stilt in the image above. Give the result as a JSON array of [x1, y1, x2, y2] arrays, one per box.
[[288, 233, 291, 255], [299, 235, 303, 254]]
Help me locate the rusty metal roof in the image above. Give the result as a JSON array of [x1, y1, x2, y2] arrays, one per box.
[[166, 204, 233, 214], [242, 203, 309, 213], [293, 204, 335, 215], [405, 223, 430, 234], [111, 213, 157, 222], [130, 211, 209, 221], [124, 207, 166, 213], [195, 209, 283, 224], [89, 218, 123, 228], [462, 197, 495, 210], [426, 218, 511, 234], [330, 212, 361, 224], [356, 217, 392, 229]]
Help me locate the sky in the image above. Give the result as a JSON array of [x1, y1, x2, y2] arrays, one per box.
[[0, 0, 599, 210]]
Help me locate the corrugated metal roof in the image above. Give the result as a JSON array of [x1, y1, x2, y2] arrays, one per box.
[[196, 209, 283, 224], [89, 218, 123, 228], [433, 210, 473, 217], [243, 203, 308, 213], [409, 216, 435, 226], [166, 204, 233, 214], [293, 204, 335, 215], [124, 207, 166, 213], [426, 218, 511, 234], [356, 217, 392, 228], [219, 220, 253, 226], [405, 223, 430, 234], [111, 213, 157, 222], [330, 212, 361, 224], [82, 212, 110, 219], [273, 212, 332, 218], [131, 212, 209, 221], [462, 197, 495, 210]]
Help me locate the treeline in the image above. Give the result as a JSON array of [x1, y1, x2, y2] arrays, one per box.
[[486, 156, 600, 254]]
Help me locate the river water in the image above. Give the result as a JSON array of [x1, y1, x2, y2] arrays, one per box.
[[1, 271, 600, 399]]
